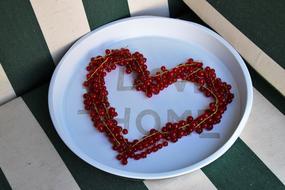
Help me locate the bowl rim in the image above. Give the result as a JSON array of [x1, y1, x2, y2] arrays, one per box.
[[48, 16, 253, 179]]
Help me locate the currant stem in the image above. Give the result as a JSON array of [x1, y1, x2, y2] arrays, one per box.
[[131, 132, 159, 148], [94, 104, 121, 145], [155, 63, 197, 77], [87, 57, 110, 81], [103, 103, 110, 119]]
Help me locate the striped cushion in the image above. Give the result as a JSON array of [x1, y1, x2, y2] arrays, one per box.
[[0, 0, 284, 189]]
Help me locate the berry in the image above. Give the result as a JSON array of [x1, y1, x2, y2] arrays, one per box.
[[122, 129, 128, 135]]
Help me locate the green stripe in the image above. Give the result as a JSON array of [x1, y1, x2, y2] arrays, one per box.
[[173, 8, 285, 114], [207, 0, 285, 69], [0, 168, 12, 190], [82, 0, 130, 30], [202, 138, 285, 190], [168, 0, 210, 27], [246, 62, 285, 114], [0, 0, 54, 96], [173, 10, 285, 189], [22, 83, 147, 190], [168, 0, 190, 18]]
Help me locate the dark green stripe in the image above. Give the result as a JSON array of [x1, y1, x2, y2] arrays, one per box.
[[172, 9, 285, 189], [173, 6, 285, 114], [0, 168, 12, 190], [207, 0, 285, 69], [82, 0, 130, 30], [246, 61, 285, 114], [202, 138, 285, 190], [168, 0, 190, 18], [0, 0, 54, 96], [168, 0, 210, 27], [22, 83, 147, 190]]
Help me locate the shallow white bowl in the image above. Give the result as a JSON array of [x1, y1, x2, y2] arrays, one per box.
[[48, 16, 253, 179]]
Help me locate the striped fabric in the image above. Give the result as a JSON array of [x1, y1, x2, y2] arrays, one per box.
[[0, 0, 284, 189]]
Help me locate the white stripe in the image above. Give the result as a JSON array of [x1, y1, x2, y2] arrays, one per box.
[[144, 169, 217, 190], [0, 98, 80, 190], [30, 0, 90, 63], [183, 0, 285, 97], [128, 0, 169, 17], [240, 88, 285, 184], [0, 64, 16, 106]]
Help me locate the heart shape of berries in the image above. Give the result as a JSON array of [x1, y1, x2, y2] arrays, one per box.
[[83, 48, 234, 165]]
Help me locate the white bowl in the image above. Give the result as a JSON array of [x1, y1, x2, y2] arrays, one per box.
[[48, 16, 253, 179]]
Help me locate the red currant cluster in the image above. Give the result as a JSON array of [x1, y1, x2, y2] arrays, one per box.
[[83, 48, 234, 165]]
